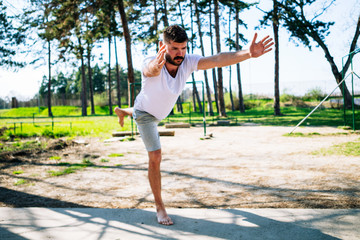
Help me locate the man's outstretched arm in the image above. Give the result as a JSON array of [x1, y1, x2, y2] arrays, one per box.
[[197, 33, 274, 70]]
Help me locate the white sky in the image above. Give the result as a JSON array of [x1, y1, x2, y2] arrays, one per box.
[[0, 0, 359, 100]]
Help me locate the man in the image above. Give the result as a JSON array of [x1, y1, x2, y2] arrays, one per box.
[[114, 25, 273, 225]]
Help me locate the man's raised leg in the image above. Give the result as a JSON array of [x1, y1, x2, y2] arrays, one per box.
[[148, 149, 173, 225], [114, 107, 133, 127]]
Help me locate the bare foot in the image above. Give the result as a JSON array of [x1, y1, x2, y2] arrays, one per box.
[[114, 107, 125, 127], [157, 208, 173, 225]]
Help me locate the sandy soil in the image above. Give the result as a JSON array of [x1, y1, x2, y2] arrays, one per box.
[[0, 125, 359, 209]]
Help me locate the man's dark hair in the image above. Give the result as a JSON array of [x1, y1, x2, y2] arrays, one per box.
[[163, 25, 189, 43]]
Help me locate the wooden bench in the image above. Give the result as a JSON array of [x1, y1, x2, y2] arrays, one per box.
[[112, 130, 175, 137], [165, 123, 191, 128]]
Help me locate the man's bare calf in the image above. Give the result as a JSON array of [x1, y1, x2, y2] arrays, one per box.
[[114, 107, 133, 127], [148, 149, 174, 225]]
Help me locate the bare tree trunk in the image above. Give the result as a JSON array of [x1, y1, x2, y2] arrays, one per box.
[[228, 8, 234, 111], [87, 45, 95, 115], [108, 35, 113, 115], [117, 0, 135, 106], [235, 7, 245, 113], [47, 39, 52, 117], [114, 36, 121, 108], [214, 0, 226, 117], [175, 0, 184, 114], [78, 37, 87, 116], [209, 1, 219, 114], [190, 0, 203, 113], [162, 0, 169, 27], [194, 0, 214, 116], [273, 0, 281, 116], [154, 0, 159, 52]]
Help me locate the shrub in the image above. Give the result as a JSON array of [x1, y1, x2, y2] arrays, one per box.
[[303, 87, 326, 101]]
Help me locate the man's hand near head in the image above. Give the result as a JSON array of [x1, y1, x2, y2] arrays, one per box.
[[143, 41, 167, 78]]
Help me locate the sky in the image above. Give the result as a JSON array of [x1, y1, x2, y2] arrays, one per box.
[[0, 0, 359, 101]]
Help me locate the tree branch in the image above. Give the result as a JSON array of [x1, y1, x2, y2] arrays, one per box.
[[311, 0, 336, 22], [342, 14, 360, 76]]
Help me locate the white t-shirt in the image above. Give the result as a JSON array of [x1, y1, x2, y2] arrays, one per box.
[[133, 54, 202, 120]]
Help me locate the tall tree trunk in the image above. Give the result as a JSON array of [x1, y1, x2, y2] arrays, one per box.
[[235, 7, 245, 113], [174, 0, 184, 114], [214, 0, 226, 117], [154, 0, 159, 52], [78, 37, 87, 116], [190, 0, 203, 113], [117, 0, 135, 106], [273, 0, 281, 116], [194, 0, 214, 116], [87, 45, 95, 115], [108, 35, 113, 115], [47, 39, 52, 117], [209, 1, 219, 114], [162, 0, 169, 27], [114, 36, 121, 108], [228, 8, 235, 111]]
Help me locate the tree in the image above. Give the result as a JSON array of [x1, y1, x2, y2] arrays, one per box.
[[227, 7, 235, 111], [26, 0, 57, 116], [278, 0, 360, 109], [235, 5, 245, 113], [214, 0, 226, 116], [208, 1, 219, 114], [117, 0, 136, 106], [272, 0, 281, 116], [46, 0, 89, 116], [0, 0, 25, 68], [194, 0, 214, 116]]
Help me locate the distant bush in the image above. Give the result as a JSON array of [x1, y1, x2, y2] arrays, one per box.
[[303, 87, 326, 101]]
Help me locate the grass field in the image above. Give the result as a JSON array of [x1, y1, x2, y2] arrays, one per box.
[[0, 103, 358, 140]]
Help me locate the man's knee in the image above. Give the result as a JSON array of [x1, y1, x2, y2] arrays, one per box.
[[148, 149, 162, 165]]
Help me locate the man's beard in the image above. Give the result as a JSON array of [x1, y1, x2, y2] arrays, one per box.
[[165, 54, 184, 66]]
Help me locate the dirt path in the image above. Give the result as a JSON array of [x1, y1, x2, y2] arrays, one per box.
[[1, 126, 359, 209]]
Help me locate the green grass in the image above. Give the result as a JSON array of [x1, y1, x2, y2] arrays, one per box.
[[14, 179, 27, 186], [1, 105, 359, 141], [0, 115, 131, 139], [313, 139, 360, 156], [48, 159, 95, 177], [12, 170, 24, 175], [0, 139, 44, 153], [0, 105, 117, 118], [49, 156, 61, 160], [108, 153, 124, 157]]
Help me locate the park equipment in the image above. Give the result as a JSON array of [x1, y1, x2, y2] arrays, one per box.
[[289, 48, 359, 134], [129, 82, 141, 139], [6, 114, 71, 134], [342, 48, 360, 131], [185, 80, 206, 136]]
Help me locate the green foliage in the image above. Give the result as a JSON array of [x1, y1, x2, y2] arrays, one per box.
[[0, 0, 26, 68], [303, 87, 326, 101], [49, 156, 61, 160], [13, 170, 24, 175]]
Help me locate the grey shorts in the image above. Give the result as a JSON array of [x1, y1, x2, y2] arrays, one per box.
[[133, 109, 161, 152]]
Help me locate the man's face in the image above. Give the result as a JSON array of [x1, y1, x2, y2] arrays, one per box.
[[164, 40, 187, 66]]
